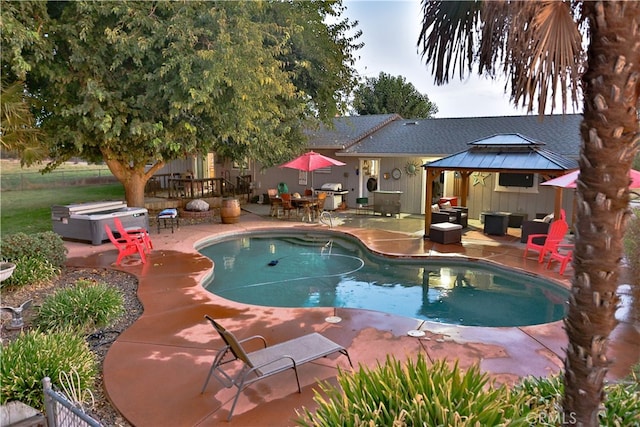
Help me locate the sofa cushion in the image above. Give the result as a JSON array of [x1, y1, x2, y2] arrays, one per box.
[[431, 222, 463, 231]]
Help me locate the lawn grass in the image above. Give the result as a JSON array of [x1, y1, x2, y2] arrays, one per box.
[[1, 160, 114, 191], [1, 184, 125, 236], [1, 159, 111, 175]]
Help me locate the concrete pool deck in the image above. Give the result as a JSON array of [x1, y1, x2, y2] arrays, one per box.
[[63, 207, 639, 426]]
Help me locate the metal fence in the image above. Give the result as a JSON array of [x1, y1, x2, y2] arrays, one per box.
[[1, 170, 117, 191], [42, 377, 102, 427]]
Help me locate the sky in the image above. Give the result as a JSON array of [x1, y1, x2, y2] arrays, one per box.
[[342, 0, 531, 118]]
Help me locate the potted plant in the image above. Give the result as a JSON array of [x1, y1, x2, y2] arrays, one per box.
[[0, 261, 16, 282]]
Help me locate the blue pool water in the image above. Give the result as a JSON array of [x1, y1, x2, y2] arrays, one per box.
[[199, 232, 568, 327]]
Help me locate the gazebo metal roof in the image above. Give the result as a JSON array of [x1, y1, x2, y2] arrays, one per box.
[[423, 134, 578, 172]]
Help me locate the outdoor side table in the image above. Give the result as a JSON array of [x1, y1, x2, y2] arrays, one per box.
[[507, 212, 528, 228], [157, 208, 179, 233], [483, 212, 509, 235], [429, 222, 463, 244]]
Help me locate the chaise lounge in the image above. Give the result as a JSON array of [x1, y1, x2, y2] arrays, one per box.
[[201, 315, 353, 420]]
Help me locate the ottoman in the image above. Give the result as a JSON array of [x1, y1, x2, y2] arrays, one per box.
[[429, 222, 463, 244]]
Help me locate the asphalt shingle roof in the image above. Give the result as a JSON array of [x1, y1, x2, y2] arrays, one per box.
[[304, 114, 400, 150], [330, 114, 583, 157]]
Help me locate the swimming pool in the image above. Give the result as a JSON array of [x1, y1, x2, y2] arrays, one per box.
[[199, 231, 568, 327]]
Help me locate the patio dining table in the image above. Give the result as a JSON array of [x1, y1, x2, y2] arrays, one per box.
[[291, 197, 318, 222]]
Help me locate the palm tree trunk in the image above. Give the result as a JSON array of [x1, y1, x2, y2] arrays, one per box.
[[563, 2, 640, 426]]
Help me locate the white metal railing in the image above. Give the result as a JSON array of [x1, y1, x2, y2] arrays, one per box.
[[42, 377, 102, 427]]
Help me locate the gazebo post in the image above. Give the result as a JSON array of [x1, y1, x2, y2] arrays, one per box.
[[424, 168, 442, 238], [460, 171, 472, 206]]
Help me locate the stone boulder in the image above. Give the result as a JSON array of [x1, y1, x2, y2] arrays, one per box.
[[186, 199, 209, 212]]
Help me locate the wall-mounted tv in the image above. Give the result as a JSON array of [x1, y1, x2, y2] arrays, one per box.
[[498, 173, 535, 188]]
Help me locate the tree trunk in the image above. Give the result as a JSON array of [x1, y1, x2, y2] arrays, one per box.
[[563, 2, 640, 426], [101, 148, 165, 208], [123, 174, 148, 208]]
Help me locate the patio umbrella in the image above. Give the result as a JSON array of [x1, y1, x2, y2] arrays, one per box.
[[279, 151, 346, 189], [540, 168, 640, 189], [540, 168, 640, 224]]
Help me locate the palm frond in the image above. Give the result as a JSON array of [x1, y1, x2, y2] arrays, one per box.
[[418, 0, 585, 114], [418, 0, 482, 84], [505, 1, 584, 113]]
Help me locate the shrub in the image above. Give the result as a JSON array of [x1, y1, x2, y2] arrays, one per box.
[[623, 207, 640, 279], [35, 280, 124, 333], [1, 255, 61, 289], [623, 208, 640, 323], [512, 375, 564, 426], [296, 355, 529, 426], [0, 231, 67, 268], [513, 371, 640, 426], [0, 329, 97, 411]]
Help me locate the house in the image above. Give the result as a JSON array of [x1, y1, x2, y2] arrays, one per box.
[[158, 113, 583, 224], [258, 113, 582, 223]]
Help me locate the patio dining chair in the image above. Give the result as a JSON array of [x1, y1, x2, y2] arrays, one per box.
[[523, 218, 569, 263], [113, 217, 153, 253], [267, 189, 282, 217], [314, 192, 327, 217], [103, 224, 147, 265], [200, 315, 352, 420], [280, 193, 297, 218]]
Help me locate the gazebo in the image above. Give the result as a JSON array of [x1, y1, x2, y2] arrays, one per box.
[[422, 134, 578, 237]]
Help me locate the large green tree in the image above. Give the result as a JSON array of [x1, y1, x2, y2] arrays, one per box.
[[352, 72, 438, 118], [1, 1, 50, 165], [2, 0, 361, 207], [418, 1, 640, 425]]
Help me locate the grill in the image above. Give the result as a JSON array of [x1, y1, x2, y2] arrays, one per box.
[[52, 201, 149, 245], [314, 183, 349, 210]]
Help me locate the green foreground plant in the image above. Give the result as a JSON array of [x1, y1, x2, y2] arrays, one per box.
[[297, 356, 640, 427], [0, 231, 67, 289], [296, 355, 529, 426], [0, 231, 67, 267], [514, 370, 639, 426], [0, 329, 97, 411], [0, 255, 60, 289], [35, 280, 124, 333]]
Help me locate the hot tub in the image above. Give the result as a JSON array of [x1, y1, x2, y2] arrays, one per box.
[[52, 201, 149, 245]]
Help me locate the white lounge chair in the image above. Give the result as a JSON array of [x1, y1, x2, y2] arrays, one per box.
[[201, 315, 352, 420]]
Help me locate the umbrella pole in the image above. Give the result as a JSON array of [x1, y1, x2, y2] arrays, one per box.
[[554, 187, 562, 221]]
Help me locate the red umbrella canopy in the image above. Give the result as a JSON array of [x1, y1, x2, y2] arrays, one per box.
[[541, 169, 640, 189], [279, 151, 346, 172]]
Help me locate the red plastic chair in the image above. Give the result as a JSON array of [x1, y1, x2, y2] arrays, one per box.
[[113, 218, 153, 253], [523, 218, 569, 263], [104, 224, 147, 265], [546, 244, 574, 274]]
